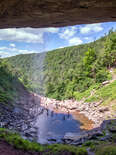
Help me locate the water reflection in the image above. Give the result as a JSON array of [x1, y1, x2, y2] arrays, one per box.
[[35, 108, 92, 144]]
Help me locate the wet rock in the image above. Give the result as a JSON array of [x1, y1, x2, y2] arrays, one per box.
[[13, 107, 23, 114], [109, 127, 116, 133], [28, 128, 37, 135], [99, 135, 112, 141], [62, 139, 73, 144], [70, 140, 83, 145], [47, 138, 57, 142], [21, 124, 29, 131], [105, 130, 111, 137], [24, 132, 34, 138], [63, 132, 81, 141], [63, 132, 89, 144], [90, 130, 103, 139]]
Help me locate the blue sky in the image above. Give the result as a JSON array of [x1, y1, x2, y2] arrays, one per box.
[[0, 22, 116, 58]]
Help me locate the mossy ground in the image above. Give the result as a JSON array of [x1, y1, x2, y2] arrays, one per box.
[[95, 144, 116, 155], [0, 128, 87, 155], [86, 80, 116, 103], [1, 127, 116, 155], [77, 78, 116, 114]]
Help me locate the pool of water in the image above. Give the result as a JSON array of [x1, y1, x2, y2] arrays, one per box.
[[35, 108, 93, 144]]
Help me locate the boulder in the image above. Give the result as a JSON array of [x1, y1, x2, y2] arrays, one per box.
[[63, 132, 89, 143], [89, 130, 104, 140]]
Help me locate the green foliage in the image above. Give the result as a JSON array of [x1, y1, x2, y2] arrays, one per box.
[[47, 144, 87, 155], [4, 30, 116, 101], [86, 80, 116, 104], [44, 30, 116, 100], [95, 69, 111, 83], [0, 60, 23, 106], [0, 128, 88, 155], [83, 48, 96, 74], [102, 29, 116, 68], [44, 32, 116, 100], [0, 128, 44, 152], [4, 53, 46, 95], [73, 83, 100, 101], [96, 144, 116, 155], [82, 140, 99, 150]]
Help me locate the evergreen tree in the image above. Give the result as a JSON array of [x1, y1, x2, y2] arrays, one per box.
[[103, 29, 116, 68]]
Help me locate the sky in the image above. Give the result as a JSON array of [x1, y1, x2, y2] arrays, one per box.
[[0, 22, 116, 58]]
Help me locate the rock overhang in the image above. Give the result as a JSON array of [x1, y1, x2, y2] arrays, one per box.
[[0, 0, 116, 29]]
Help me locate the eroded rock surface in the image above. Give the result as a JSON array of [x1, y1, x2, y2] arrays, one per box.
[[0, 0, 116, 28]]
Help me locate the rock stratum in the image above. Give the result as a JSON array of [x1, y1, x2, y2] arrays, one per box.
[[0, 0, 116, 28]]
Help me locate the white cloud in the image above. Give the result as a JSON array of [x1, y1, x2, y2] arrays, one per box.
[[84, 37, 89, 40], [84, 37, 94, 43], [0, 28, 43, 43], [69, 37, 83, 45], [80, 23, 103, 34], [0, 51, 9, 57], [9, 43, 16, 48], [18, 49, 37, 54], [0, 46, 38, 58], [58, 46, 65, 49], [59, 27, 77, 40], [0, 47, 8, 50], [0, 27, 59, 44], [44, 27, 59, 33]]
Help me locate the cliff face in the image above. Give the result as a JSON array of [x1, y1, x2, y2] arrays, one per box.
[[0, 0, 116, 28]]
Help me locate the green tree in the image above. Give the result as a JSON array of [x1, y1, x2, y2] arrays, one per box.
[[103, 29, 116, 68], [82, 48, 96, 77], [83, 48, 96, 66]]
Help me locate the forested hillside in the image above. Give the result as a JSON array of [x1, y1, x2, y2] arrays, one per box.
[[4, 30, 116, 100], [44, 35, 106, 99], [4, 53, 46, 95], [0, 60, 26, 111]]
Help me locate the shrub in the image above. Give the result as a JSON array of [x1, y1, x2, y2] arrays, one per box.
[[0, 128, 88, 155], [96, 145, 116, 155]]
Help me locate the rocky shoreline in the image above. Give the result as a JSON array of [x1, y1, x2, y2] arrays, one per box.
[[0, 92, 43, 141], [36, 94, 116, 145], [38, 94, 113, 128], [0, 91, 115, 146]]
